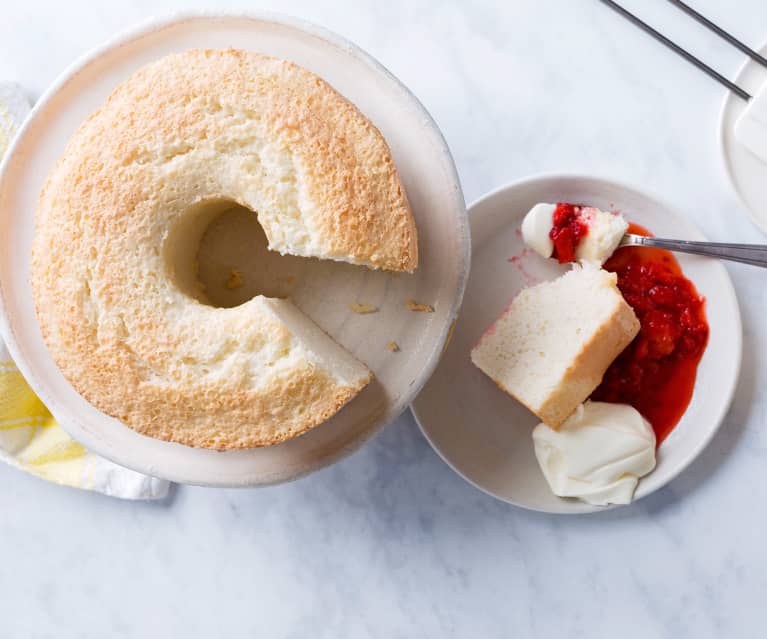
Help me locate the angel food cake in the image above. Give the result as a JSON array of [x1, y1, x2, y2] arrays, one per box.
[[471, 263, 640, 428], [31, 49, 418, 449]]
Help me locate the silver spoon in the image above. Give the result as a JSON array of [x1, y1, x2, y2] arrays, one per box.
[[619, 234, 767, 268]]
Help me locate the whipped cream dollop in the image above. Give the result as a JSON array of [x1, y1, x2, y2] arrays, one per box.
[[521, 202, 556, 258], [532, 401, 656, 506], [735, 80, 767, 164], [521, 202, 628, 266]]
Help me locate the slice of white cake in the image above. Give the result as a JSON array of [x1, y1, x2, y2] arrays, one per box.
[[471, 264, 640, 428]]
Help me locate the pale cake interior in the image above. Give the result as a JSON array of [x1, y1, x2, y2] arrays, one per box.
[[471, 264, 639, 427]]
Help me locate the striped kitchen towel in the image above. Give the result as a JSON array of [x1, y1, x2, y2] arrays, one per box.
[[0, 83, 169, 499]]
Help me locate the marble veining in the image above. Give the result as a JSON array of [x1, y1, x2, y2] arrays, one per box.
[[1, 0, 766, 636]]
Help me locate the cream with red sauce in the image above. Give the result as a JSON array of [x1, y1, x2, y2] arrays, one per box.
[[521, 202, 628, 266], [550, 203, 591, 263]]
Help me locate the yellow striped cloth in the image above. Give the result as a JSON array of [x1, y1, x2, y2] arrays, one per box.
[[0, 83, 169, 498]]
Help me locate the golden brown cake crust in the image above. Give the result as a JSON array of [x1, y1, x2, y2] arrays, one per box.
[[535, 297, 639, 428], [29, 48, 424, 448]]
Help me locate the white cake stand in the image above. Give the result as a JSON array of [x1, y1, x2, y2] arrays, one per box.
[[0, 12, 470, 486]]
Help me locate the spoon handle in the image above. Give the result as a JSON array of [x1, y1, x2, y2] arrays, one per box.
[[620, 234, 767, 268]]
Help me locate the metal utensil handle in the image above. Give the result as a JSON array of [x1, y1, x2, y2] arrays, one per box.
[[668, 0, 767, 70], [633, 235, 767, 268]]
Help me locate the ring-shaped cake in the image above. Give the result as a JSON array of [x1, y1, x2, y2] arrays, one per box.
[[31, 49, 418, 449]]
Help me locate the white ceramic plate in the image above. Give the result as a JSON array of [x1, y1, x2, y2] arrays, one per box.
[[720, 39, 767, 235], [411, 174, 741, 514], [0, 13, 469, 486]]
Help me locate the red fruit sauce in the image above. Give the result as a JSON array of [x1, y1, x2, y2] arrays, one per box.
[[591, 223, 709, 444], [550, 203, 590, 263]]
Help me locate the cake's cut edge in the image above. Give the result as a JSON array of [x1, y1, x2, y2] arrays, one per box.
[[470, 265, 640, 428]]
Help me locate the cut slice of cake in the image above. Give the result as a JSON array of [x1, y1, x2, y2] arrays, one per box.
[[470, 263, 640, 428]]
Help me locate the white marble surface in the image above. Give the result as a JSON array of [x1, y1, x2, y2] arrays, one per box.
[[1, 0, 766, 636]]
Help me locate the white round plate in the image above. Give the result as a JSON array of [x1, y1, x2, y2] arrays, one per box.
[[412, 174, 741, 514], [0, 13, 469, 486], [720, 39, 767, 235]]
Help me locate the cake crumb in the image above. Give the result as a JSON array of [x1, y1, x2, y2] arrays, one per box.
[[387, 341, 400, 352], [350, 302, 379, 314], [406, 299, 434, 313], [225, 269, 243, 290]]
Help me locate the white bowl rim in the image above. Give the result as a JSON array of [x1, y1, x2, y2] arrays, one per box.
[[718, 37, 767, 237]]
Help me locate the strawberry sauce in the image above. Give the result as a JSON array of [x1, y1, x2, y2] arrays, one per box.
[[591, 223, 709, 444], [550, 203, 590, 263]]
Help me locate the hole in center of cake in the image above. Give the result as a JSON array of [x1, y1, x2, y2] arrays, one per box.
[[166, 198, 300, 308]]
